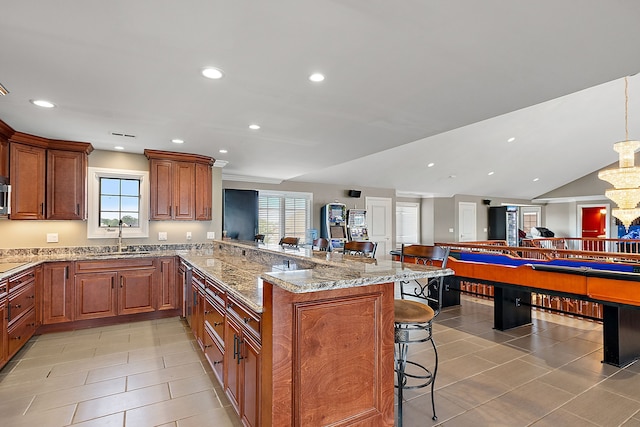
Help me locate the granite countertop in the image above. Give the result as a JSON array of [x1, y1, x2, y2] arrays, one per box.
[[0, 241, 455, 314]]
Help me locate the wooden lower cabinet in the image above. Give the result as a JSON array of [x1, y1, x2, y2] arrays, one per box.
[[225, 314, 261, 427], [75, 272, 118, 320], [0, 285, 7, 368], [158, 257, 177, 311], [42, 262, 74, 324], [118, 268, 155, 315], [203, 328, 224, 385], [8, 308, 36, 358]]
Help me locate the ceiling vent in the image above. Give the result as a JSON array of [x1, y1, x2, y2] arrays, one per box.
[[111, 132, 136, 138]]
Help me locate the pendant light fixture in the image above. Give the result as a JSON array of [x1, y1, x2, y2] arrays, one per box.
[[598, 76, 640, 230]]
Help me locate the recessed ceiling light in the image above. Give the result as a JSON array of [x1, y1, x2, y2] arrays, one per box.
[[201, 67, 224, 79], [507, 137, 516, 143], [488, 171, 495, 176], [114, 146, 124, 150], [248, 124, 260, 130], [533, 177, 540, 182], [449, 175, 457, 179], [427, 162, 435, 168], [30, 99, 55, 108], [309, 73, 325, 82], [219, 149, 228, 154], [171, 139, 184, 144]]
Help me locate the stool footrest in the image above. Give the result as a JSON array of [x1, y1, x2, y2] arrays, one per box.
[[395, 360, 434, 390]]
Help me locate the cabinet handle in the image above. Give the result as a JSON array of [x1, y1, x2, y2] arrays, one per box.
[[41, 203, 44, 215], [204, 310, 210, 315], [243, 317, 253, 324], [204, 344, 212, 349], [27, 295, 35, 299], [233, 334, 238, 360], [213, 321, 222, 327], [111, 277, 114, 289], [65, 265, 69, 279], [120, 276, 123, 288], [14, 304, 21, 309], [76, 204, 79, 215], [13, 336, 21, 340], [213, 360, 222, 365]]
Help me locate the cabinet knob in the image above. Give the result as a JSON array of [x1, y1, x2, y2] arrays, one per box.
[[213, 360, 222, 365], [13, 336, 21, 340], [204, 344, 212, 349], [243, 317, 253, 324], [14, 304, 21, 309], [213, 322, 222, 327]]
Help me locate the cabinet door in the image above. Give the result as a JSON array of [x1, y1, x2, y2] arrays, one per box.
[[10, 143, 46, 219], [7, 308, 36, 359], [241, 333, 261, 427], [149, 158, 173, 220], [225, 318, 242, 414], [118, 269, 155, 315], [173, 161, 195, 220], [42, 262, 74, 324], [46, 150, 86, 220], [0, 298, 7, 368], [0, 135, 8, 179], [191, 284, 205, 349], [195, 162, 212, 221], [204, 328, 224, 386], [158, 257, 177, 310], [75, 272, 117, 320]]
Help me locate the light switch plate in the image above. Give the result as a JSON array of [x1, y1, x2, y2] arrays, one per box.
[[207, 232, 215, 239], [47, 233, 59, 243], [186, 231, 192, 240], [158, 231, 168, 241]]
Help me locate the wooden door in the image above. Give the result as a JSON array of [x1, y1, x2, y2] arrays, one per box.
[[10, 143, 46, 219], [75, 272, 117, 320], [149, 159, 173, 219], [158, 257, 176, 310], [195, 162, 212, 220], [118, 269, 155, 315], [0, 296, 7, 367], [173, 161, 195, 220], [42, 262, 74, 324], [241, 333, 261, 427], [46, 150, 86, 220], [225, 317, 242, 414]]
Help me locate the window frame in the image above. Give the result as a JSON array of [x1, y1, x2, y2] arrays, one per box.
[[258, 190, 313, 244], [87, 167, 149, 239]]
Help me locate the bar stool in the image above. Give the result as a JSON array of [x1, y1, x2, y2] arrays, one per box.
[[395, 244, 450, 425]]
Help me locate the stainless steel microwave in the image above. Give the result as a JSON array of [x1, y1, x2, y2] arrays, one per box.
[[0, 176, 10, 216]]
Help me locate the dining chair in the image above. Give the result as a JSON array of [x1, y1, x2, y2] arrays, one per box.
[[279, 236, 299, 248], [343, 240, 377, 258]]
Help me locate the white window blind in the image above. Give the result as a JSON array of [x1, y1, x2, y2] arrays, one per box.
[[258, 191, 312, 244]]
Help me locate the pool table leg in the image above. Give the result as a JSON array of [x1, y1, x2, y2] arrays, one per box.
[[602, 304, 640, 367], [494, 286, 532, 331]]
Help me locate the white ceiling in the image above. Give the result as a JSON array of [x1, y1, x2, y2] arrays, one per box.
[[2, 1, 640, 200]]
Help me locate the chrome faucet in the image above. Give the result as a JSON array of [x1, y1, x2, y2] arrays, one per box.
[[117, 219, 124, 253]]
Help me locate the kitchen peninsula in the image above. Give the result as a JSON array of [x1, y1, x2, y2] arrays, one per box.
[[0, 240, 453, 427]]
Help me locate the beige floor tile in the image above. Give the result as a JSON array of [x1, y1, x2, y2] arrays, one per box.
[[438, 372, 512, 410], [12, 347, 97, 371], [2, 404, 76, 427], [481, 359, 551, 389], [176, 406, 243, 427], [169, 372, 217, 399], [28, 377, 126, 412], [474, 342, 529, 365], [73, 383, 170, 423], [85, 356, 165, 383], [163, 350, 204, 368], [0, 370, 88, 400], [530, 408, 600, 426], [599, 369, 640, 402], [126, 362, 206, 391], [49, 352, 129, 377], [537, 365, 606, 395], [68, 412, 125, 427], [124, 389, 220, 427]]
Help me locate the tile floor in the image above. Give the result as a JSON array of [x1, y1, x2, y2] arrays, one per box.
[[0, 295, 639, 426]]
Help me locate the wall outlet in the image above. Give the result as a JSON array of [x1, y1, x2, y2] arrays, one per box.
[[207, 232, 215, 240], [186, 231, 192, 240], [158, 231, 168, 241], [47, 233, 59, 243], [483, 227, 488, 232], [448, 228, 454, 233]]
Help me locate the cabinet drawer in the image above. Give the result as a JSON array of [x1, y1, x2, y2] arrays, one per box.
[[8, 268, 35, 291], [76, 258, 155, 273], [205, 278, 226, 309], [8, 308, 36, 357], [0, 279, 7, 298], [227, 297, 261, 340], [204, 329, 224, 386], [204, 298, 225, 347], [9, 281, 35, 326]]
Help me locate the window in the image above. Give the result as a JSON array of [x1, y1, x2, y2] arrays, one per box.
[[88, 167, 149, 239], [520, 206, 541, 236], [258, 191, 312, 244]]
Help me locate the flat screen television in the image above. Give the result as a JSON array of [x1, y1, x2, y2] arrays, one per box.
[[330, 225, 345, 239]]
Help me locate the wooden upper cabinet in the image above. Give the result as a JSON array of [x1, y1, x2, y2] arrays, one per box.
[[10, 142, 46, 220], [0, 119, 11, 178], [195, 162, 212, 220], [8, 132, 92, 220], [145, 149, 214, 221], [47, 149, 87, 220]]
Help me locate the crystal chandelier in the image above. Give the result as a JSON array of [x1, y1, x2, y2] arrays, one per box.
[[598, 76, 640, 230]]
